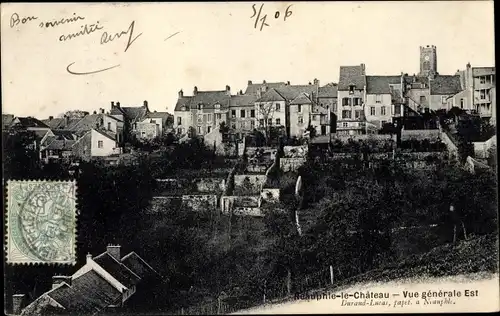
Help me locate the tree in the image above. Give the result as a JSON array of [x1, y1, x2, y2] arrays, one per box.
[[305, 125, 317, 138], [2, 127, 41, 180], [256, 102, 278, 145]]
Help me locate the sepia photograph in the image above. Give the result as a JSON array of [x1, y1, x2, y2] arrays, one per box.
[[2, 1, 498, 315]]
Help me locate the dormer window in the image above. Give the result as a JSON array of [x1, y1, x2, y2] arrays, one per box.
[[198, 103, 203, 110], [215, 103, 220, 109], [181, 106, 187, 111], [349, 85, 355, 94]]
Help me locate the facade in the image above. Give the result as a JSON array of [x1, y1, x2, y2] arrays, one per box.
[[365, 75, 402, 128], [336, 64, 369, 135], [71, 128, 121, 160], [289, 93, 313, 137]]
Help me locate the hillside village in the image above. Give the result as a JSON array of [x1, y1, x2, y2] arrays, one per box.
[[3, 45, 498, 315]]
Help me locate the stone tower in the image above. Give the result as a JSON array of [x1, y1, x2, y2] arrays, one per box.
[[418, 45, 437, 78]]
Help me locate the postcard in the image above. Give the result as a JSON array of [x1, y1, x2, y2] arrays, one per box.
[[2, 1, 498, 315]]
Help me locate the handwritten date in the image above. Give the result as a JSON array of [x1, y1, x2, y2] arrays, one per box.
[[250, 3, 293, 31]]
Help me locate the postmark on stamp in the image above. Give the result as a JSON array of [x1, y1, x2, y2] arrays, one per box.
[[6, 180, 77, 265]]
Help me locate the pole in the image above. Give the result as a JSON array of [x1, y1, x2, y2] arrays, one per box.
[[330, 265, 334, 285]]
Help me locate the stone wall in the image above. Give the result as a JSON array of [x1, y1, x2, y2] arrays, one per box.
[[473, 135, 497, 159], [234, 174, 268, 194], [233, 207, 264, 217], [182, 195, 218, 211], [148, 196, 182, 214], [280, 158, 306, 172], [333, 134, 395, 143], [283, 145, 308, 158], [221, 195, 261, 215], [440, 131, 459, 161], [193, 178, 226, 193], [401, 129, 440, 141]]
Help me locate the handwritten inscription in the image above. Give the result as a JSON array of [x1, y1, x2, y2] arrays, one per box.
[[59, 22, 103, 42], [10, 13, 38, 28], [250, 3, 293, 31], [100, 20, 142, 53]]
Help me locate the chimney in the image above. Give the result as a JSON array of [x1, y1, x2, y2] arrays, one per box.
[[86, 253, 92, 263], [239, 89, 243, 95], [111, 101, 115, 107], [49, 116, 54, 120], [116, 102, 121, 107], [12, 294, 26, 315], [52, 276, 71, 289], [308, 82, 311, 85], [247, 80, 252, 85], [64, 115, 69, 126], [107, 244, 121, 261], [287, 81, 290, 85], [193, 86, 198, 96], [263, 80, 266, 84], [225, 85, 231, 95], [360, 63, 366, 74], [178, 89, 184, 98], [93, 110, 97, 115], [100, 108, 105, 114], [313, 78, 319, 86], [143, 100, 149, 111]]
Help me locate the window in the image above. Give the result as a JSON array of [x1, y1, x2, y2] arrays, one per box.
[[276, 103, 281, 111], [353, 98, 361, 106], [207, 114, 212, 122], [343, 122, 348, 127], [375, 94, 382, 103], [298, 116, 304, 124], [276, 118, 281, 125], [381, 106, 386, 116], [349, 85, 355, 94], [197, 114, 203, 124], [342, 110, 351, 119], [198, 104, 202, 110], [370, 107, 376, 116], [97, 140, 103, 148], [207, 126, 211, 133], [250, 120, 255, 129], [107, 122, 111, 130], [231, 124, 236, 129], [177, 128, 182, 134], [231, 110, 236, 118], [241, 110, 246, 118], [216, 113, 221, 119], [460, 98, 464, 109], [177, 117, 182, 125], [250, 109, 255, 118], [260, 119, 264, 126], [419, 95, 426, 104], [480, 90, 486, 99], [342, 98, 349, 106], [480, 76, 486, 84], [268, 118, 272, 126], [197, 126, 202, 134], [441, 96, 447, 104], [298, 105, 302, 113], [354, 110, 363, 119]]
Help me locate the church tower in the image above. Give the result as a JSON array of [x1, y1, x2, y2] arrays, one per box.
[[418, 45, 437, 78]]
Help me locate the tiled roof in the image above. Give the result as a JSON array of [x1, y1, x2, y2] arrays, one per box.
[[430, 75, 462, 95], [93, 129, 116, 141], [318, 83, 338, 98], [93, 253, 141, 289], [44, 139, 76, 150], [53, 130, 78, 140], [68, 114, 102, 133], [175, 91, 232, 111], [110, 105, 125, 116], [230, 94, 258, 107], [13, 117, 50, 128], [244, 82, 287, 96], [42, 118, 66, 129], [290, 93, 313, 105], [338, 65, 366, 90], [47, 271, 121, 314], [255, 88, 286, 103], [121, 106, 148, 122], [174, 96, 193, 112], [145, 111, 172, 120], [403, 75, 428, 86], [276, 84, 318, 101], [366, 76, 401, 94], [472, 67, 495, 77], [121, 252, 160, 279]]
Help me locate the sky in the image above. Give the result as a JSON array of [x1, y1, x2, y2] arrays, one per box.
[[1, 1, 495, 119]]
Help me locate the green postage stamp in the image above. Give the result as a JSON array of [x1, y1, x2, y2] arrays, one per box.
[[6, 180, 77, 265]]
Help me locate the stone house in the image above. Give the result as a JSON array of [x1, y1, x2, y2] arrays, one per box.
[[71, 128, 122, 161]]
